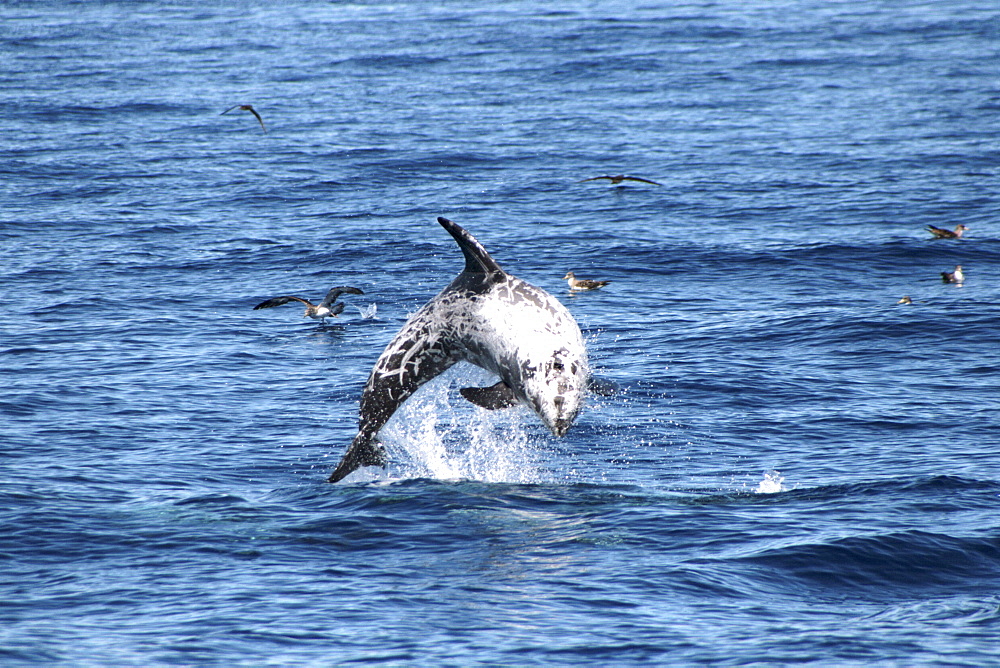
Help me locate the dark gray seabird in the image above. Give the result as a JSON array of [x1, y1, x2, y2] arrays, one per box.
[[926, 224, 968, 239], [253, 286, 364, 322], [941, 265, 964, 284], [328, 217, 591, 483], [221, 104, 267, 132], [578, 174, 662, 186], [564, 271, 611, 291]]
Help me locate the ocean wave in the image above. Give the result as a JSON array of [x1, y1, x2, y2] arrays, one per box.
[[729, 530, 1000, 596]]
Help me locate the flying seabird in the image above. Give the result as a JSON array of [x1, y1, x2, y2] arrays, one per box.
[[253, 286, 364, 321], [578, 174, 662, 186], [564, 272, 611, 291], [926, 224, 968, 239], [940, 265, 964, 284], [221, 104, 267, 132], [897, 296, 913, 305]]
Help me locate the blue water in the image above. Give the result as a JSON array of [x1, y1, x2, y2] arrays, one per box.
[[3, 1, 1000, 664]]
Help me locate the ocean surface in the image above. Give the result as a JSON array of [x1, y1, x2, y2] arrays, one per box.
[[2, 1, 999, 665]]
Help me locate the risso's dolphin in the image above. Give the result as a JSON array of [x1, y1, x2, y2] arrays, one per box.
[[328, 216, 590, 482]]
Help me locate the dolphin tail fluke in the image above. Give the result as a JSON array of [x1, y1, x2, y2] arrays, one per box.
[[327, 434, 387, 483]]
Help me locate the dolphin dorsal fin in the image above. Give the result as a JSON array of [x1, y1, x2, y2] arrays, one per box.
[[437, 217, 504, 275]]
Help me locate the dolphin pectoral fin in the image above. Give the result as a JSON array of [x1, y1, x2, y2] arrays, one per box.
[[587, 375, 619, 397], [327, 434, 387, 483], [460, 381, 520, 410]]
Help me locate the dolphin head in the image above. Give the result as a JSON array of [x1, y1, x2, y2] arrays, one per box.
[[520, 346, 590, 437]]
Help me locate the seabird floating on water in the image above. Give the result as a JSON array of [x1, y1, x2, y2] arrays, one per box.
[[940, 265, 964, 284], [221, 104, 267, 132], [253, 286, 364, 321], [897, 295, 913, 305], [564, 272, 610, 291], [926, 224, 968, 239], [578, 174, 662, 186]]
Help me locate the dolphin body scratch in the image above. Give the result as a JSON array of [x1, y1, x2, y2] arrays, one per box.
[[328, 217, 590, 483]]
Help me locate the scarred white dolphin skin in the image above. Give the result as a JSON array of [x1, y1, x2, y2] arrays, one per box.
[[328, 216, 590, 483]]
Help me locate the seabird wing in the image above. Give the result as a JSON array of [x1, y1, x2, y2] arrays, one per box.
[[623, 176, 662, 185], [577, 279, 610, 289], [578, 176, 612, 183], [246, 106, 266, 132], [926, 225, 953, 238], [319, 286, 365, 309], [253, 296, 312, 310], [220, 105, 241, 115]]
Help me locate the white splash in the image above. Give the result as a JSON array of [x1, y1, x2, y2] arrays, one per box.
[[356, 303, 379, 319], [755, 470, 786, 494], [377, 364, 544, 483]]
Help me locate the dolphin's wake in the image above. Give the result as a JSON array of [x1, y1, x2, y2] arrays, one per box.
[[377, 364, 544, 483]]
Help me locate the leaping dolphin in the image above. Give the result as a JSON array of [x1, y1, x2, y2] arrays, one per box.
[[328, 216, 591, 482]]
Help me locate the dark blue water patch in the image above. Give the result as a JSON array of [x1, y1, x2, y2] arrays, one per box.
[[542, 14, 757, 46], [747, 50, 912, 71], [172, 492, 257, 511], [192, 238, 443, 282], [578, 238, 1000, 290], [10, 101, 196, 123], [649, 476, 1000, 602], [723, 530, 1000, 598], [0, 399, 46, 418], [855, 15, 1000, 40], [103, 224, 196, 237], [363, 150, 506, 174], [0, 386, 88, 417], [528, 641, 676, 664], [333, 54, 450, 70], [707, 306, 1000, 350], [547, 56, 666, 80]]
